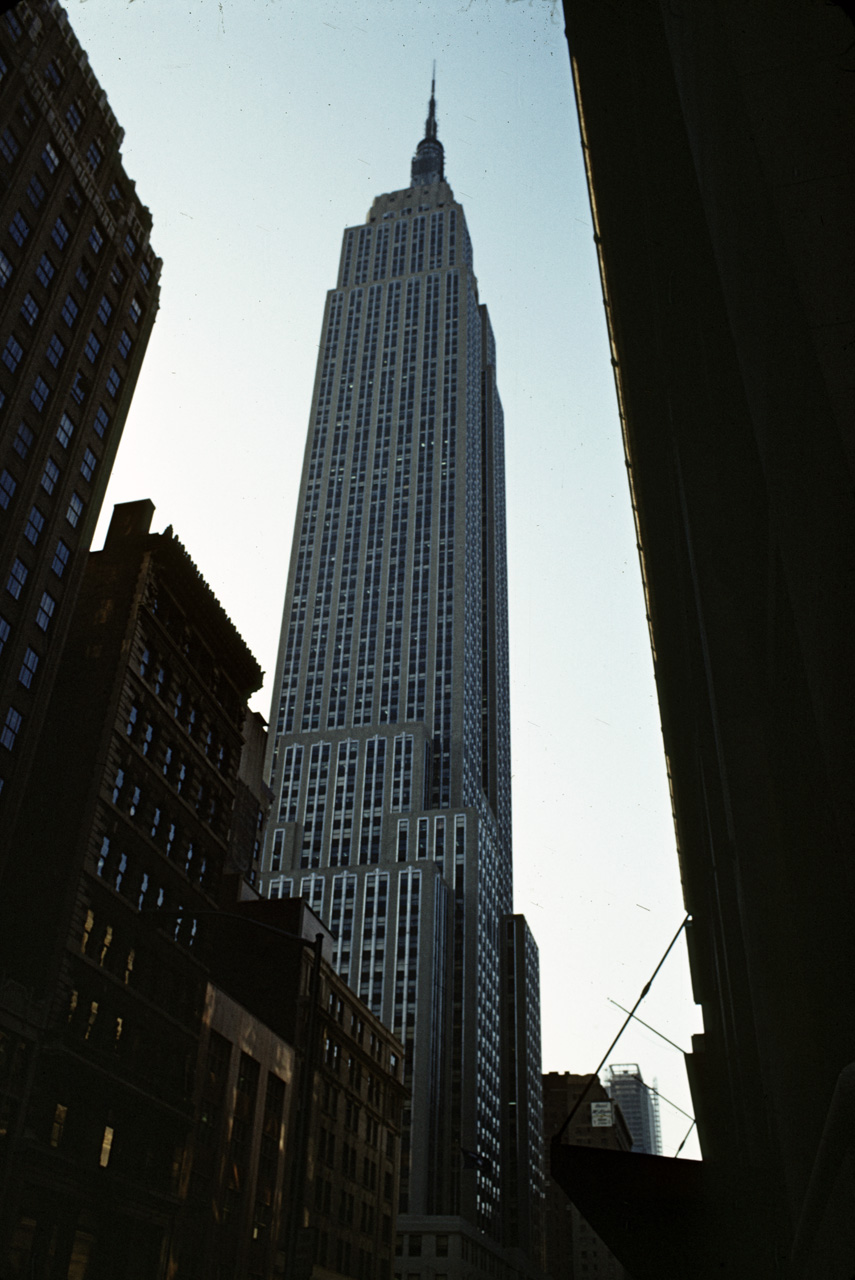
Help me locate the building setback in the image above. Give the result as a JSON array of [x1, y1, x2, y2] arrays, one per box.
[[0, 500, 264, 1276], [260, 87, 544, 1275], [0, 0, 159, 842]]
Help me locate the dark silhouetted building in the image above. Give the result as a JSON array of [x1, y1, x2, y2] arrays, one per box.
[[182, 983, 298, 1280], [0, 500, 263, 1277], [543, 1073, 632, 1280], [259, 84, 545, 1275], [559, 1, 855, 1274], [0, 0, 160, 840], [204, 896, 407, 1280], [501, 916, 546, 1271]]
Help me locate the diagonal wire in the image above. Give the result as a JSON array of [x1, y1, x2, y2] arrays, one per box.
[[641, 1081, 694, 1124], [674, 1120, 697, 1158], [554, 914, 690, 1143], [607, 998, 688, 1055]]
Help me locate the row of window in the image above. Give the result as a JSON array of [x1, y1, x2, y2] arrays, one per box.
[[95, 826, 216, 919], [111, 748, 229, 860], [2, 179, 148, 333], [144, 585, 245, 729]]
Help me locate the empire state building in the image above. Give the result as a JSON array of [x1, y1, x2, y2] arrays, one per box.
[[263, 86, 544, 1274]]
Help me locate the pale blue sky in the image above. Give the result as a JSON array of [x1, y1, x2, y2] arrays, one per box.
[[75, 0, 702, 1157]]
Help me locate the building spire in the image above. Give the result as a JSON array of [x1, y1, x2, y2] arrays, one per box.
[[411, 65, 444, 187], [425, 63, 438, 141]]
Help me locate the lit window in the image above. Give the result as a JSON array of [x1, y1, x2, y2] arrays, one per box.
[[26, 176, 45, 209], [18, 647, 38, 689], [84, 332, 100, 364], [41, 457, 60, 494], [0, 249, 12, 286], [35, 253, 54, 289], [20, 293, 38, 325], [24, 506, 44, 545], [80, 448, 97, 483], [35, 591, 56, 631], [88, 225, 103, 254], [0, 469, 15, 509], [50, 1102, 67, 1147], [13, 423, 33, 459], [110, 262, 124, 288], [96, 295, 111, 324], [61, 294, 78, 327], [99, 1125, 114, 1168], [105, 367, 121, 399], [66, 103, 82, 133], [86, 142, 101, 171], [1, 706, 22, 751], [52, 539, 70, 577], [42, 140, 60, 174], [6, 558, 27, 599], [124, 233, 136, 258], [0, 127, 19, 164], [51, 217, 69, 251], [30, 376, 50, 412], [129, 296, 142, 325], [66, 492, 84, 528], [46, 334, 64, 367], [2, 336, 23, 372], [9, 211, 29, 246], [93, 405, 109, 438], [56, 412, 74, 448], [70, 371, 87, 405]]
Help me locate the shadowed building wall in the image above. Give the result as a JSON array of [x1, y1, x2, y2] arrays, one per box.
[[0, 0, 159, 843], [562, 1, 855, 1271], [0, 500, 262, 1277]]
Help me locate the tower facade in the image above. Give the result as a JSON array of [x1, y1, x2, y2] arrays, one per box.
[[263, 89, 539, 1272], [604, 1064, 662, 1156]]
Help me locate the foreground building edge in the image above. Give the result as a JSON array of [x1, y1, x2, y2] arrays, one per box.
[[559, 1, 855, 1275]]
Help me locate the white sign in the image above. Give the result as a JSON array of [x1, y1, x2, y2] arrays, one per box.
[[590, 1102, 614, 1127]]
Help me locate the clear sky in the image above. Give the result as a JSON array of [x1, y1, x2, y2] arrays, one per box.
[[74, 0, 703, 1158]]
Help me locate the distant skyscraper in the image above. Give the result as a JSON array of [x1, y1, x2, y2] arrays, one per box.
[[262, 84, 543, 1273], [604, 1064, 661, 1156], [0, 1, 159, 843]]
